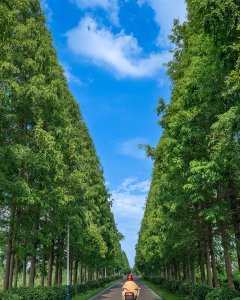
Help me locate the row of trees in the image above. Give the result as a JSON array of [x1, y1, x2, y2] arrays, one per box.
[[136, 0, 240, 289], [0, 0, 130, 291]]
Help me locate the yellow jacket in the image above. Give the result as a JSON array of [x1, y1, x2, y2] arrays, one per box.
[[122, 281, 139, 298]]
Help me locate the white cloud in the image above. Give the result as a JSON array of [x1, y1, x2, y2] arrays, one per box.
[[110, 177, 150, 266], [118, 137, 148, 159], [116, 177, 150, 193], [111, 177, 149, 217], [138, 0, 186, 47], [112, 192, 146, 216], [66, 16, 171, 78], [62, 63, 83, 86], [74, 0, 119, 25]]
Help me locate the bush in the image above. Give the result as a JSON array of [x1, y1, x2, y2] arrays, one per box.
[[0, 292, 23, 300], [0, 276, 119, 300], [189, 283, 213, 300], [145, 276, 240, 300], [146, 276, 212, 300], [178, 282, 194, 296], [206, 287, 240, 300]]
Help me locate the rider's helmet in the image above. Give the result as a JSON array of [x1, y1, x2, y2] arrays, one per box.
[[127, 274, 133, 281]]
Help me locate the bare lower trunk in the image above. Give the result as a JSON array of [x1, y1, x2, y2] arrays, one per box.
[[54, 257, 59, 285], [199, 252, 206, 284], [70, 258, 73, 285], [187, 262, 191, 281], [88, 270, 91, 281], [14, 255, 19, 287], [183, 263, 187, 281], [23, 259, 27, 286], [48, 244, 54, 286], [79, 263, 82, 284], [29, 255, 36, 285], [228, 180, 240, 271], [190, 261, 196, 283], [178, 264, 182, 281], [208, 226, 218, 287], [163, 264, 167, 279], [73, 260, 78, 285], [58, 257, 63, 285], [4, 205, 16, 290], [220, 222, 234, 288], [205, 242, 212, 287], [234, 227, 240, 272], [41, 256, 46, 286], [9, 252, 14, 288], [166, 264, 170, 280]]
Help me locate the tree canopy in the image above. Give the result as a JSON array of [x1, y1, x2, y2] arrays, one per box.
[[135, 0, 240, 288], [0, 0, 129, 289]]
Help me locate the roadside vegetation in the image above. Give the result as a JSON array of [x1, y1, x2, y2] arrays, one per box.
[[72, 278, 120, 300], [143, 279, 187, 300], [136, 0, 240, 299], [0, 0, 130, 298]]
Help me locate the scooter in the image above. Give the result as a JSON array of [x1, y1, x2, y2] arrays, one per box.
[[124, 291, 136, 300]]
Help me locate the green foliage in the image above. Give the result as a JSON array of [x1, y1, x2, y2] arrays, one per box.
[[135, 0, 240, 289], [205, 287, 240, 300], [0, 277, 119, 300], [0, 0, 129, 289], [146, 276, 215, 300]]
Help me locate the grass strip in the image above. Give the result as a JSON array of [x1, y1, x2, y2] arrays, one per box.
[[143, 279, 187, 300], [72, 279, 120, 300]]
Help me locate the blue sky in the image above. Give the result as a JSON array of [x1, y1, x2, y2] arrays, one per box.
[[41, 0, 186, 267]]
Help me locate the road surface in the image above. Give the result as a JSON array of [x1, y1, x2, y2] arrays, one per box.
[[90, 277, 163, 300]]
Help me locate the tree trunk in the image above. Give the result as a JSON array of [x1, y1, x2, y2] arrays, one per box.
[[23, 258, 27, 286], [29, 255, 36, 285], [88, 270, 91, 281], [166, 264, 170, 280], [233, 224, 240, 272], [48, 243, 54, 286], [163, 264, 167, 279], [58, 234, 64, 285], [70, 258, 73, 285], [3, 205, 16, 290], [190, 261, 196, 283], [79, 263, 82, 284], [9, 252, 14, 288], [187, 262, 191, 281], [54, 257, 59, 285], [58, 257, 63, 285], [205, 242, 212, 287], [199, 252, 206, 284], [220, 222, 234, 288], [14, 254, 19, 287], [41, 256, 46, 286], [228, 180, 240, 272], [74, 260, 78, 285], [208, 225, 219, 287], [177, 263, 181, 281], [183, 263, 187, 281]]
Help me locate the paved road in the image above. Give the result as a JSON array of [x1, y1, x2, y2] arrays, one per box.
[[90, 277, 163, 300]]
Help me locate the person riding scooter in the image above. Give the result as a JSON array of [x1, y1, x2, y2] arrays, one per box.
[[122, 274, 140, 300]]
